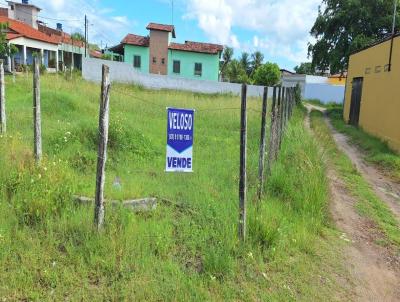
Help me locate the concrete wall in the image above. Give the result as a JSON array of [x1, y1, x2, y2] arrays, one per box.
[[344, 36, 400, 152], [282, 74, 344, 104], [82, 58, 271, 97], [168, 49, 220, 81], [304, 83, 345, 104]]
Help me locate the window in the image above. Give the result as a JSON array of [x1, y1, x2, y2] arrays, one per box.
[[194, 63, 202, 76], [173, 60, 180, 74], [161, 58, 165, 65], [10, 5, 14, 10], [133, 55, 141, 68], [152, 57, 157, 64]]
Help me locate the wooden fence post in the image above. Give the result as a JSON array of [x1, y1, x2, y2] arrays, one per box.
[[285, 88, 289, 127], [12, 58, 15, 84], [282, 88, 287, 130], [279, 86, 285, 149], [275, 86, 282, 158], [0, 60, 5, 134], [289, 88, 293, 118], [33, 57, 42, 163], [266, 86, 277, 176], [94, 64, 111, 230], [257, 86, 268, 200], [239, 84, 247, 241]]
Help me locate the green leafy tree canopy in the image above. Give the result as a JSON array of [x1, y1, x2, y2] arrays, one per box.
[[309, 0, 399, 74], [71, 32, 85, 42], [251, 51, 264, 75], [294, 62, 315, 75], [253, 62, 281, 86], [239, 52, 251, 76], [0, 23, 18, 58], [226, 59, 249, 84]]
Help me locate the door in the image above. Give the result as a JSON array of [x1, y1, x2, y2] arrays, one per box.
[[349, 77, 363, 126]]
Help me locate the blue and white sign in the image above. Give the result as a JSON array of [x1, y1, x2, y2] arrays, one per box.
[[166, 107, 195, 173]]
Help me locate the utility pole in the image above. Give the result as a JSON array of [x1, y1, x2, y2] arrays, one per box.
[[392, 0, 398, 35], [388, 0, 398, 71]]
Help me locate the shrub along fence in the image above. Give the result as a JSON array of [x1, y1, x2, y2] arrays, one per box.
[[0, 62, 300, 241]]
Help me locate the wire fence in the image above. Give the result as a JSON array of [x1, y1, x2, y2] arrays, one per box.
[[0, 61, 300, 241]]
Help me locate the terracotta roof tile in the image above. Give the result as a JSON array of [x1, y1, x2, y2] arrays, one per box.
[[0, 17, 59, 44], [6, 33, 22, 40], [90, 49, 103, 59], [169, 41, 223, 55], [121, 34, 149, 47], [146, 23, 176, 38]]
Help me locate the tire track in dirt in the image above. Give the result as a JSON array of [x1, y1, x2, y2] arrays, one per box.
[[309, 104, 400, 221], [305, 105, 400, 302]]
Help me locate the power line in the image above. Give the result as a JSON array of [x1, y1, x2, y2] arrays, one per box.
[[0, 1, 82, 22]]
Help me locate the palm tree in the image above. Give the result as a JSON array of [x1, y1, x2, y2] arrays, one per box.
[[239, 52, 251, 76], [220, 47, 234, 81], [226, 59, 249, 84], [251, 51, 264, 75]]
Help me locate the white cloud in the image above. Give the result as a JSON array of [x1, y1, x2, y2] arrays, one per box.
[[185, 0, 321, 65]]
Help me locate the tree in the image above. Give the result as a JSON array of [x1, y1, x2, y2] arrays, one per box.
[[71, 32, 85, 42], [220, 46, 234, 80], [253, 62, 281, 86], [226, 59, 249, 84], [251, 51, 264, 74], [309, 0, 399, 74], [294, 62, 315, 75], [0, 23, 18, 59], [239, 52, 251, 76]]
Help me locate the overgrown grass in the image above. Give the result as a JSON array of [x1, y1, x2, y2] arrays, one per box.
[[0, 74, 349, 301], [310, 110, 400, 248], [328, 108, 400, 182]]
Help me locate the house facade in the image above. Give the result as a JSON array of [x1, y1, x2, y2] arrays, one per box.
[[0, 0, 86, 72], [110, 23, 223, 81], [344, 34, 400, 152]]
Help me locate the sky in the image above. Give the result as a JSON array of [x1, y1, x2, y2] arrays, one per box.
[[1, 0, 323, 70]]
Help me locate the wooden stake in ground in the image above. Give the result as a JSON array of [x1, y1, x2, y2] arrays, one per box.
[[257, 86, 268, 200], [266, 86, 277, 175], [276, 86, 282, 153], [94, 64, 111, 230], [33, 57, 42, 163], [0, 60, 5, 134], [239, 83, 247, 241]]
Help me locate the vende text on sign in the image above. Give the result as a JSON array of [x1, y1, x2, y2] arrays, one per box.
[[166, 107, 195, 172]]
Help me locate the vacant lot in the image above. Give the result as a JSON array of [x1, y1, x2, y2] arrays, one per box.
[[0, 74, 348, 301]]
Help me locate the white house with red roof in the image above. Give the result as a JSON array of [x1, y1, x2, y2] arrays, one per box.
[[0, 0, 86, 72], [109, 23, 223, 81]]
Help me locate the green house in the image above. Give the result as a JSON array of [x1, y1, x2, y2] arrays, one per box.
[[109, 23, 223, 82]]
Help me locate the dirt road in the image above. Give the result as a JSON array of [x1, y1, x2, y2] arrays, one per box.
[[305, 105, 400, 302]]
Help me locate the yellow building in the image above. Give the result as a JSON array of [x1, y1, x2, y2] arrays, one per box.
[[328, 73, 347, 86], [344, 34, 400, 152]]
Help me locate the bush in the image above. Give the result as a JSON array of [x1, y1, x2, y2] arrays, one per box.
[[2, 160, 75, 226], [252, 62, 281, 86]]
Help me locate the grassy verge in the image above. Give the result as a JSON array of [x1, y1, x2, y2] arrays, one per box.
[[310, 110, 400, 248], [0, 74, 348, 301], [327, 108, 400, 182]]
